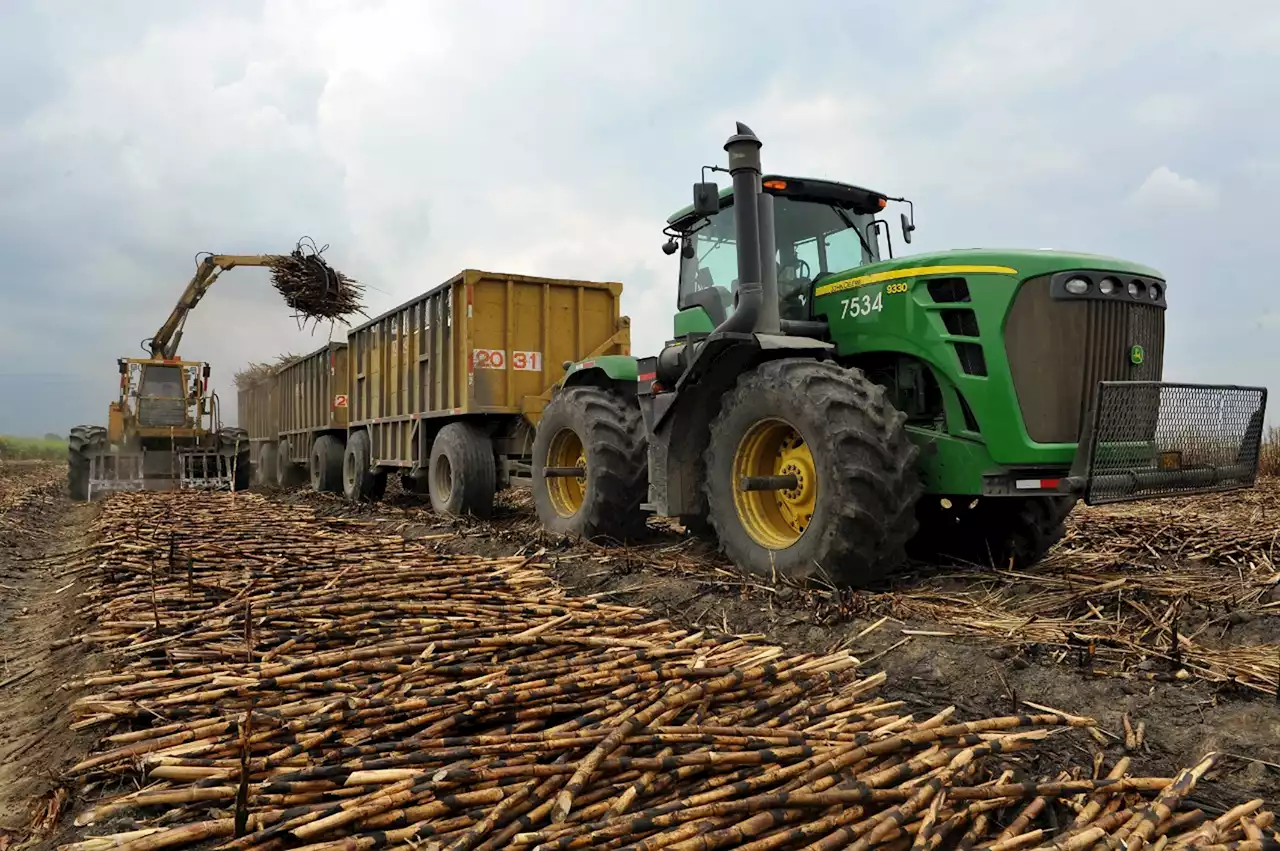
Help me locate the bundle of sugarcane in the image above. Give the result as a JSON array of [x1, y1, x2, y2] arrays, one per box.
[[268, 237, 365, 323], [58, 492, 1278, 851], [232, 353, 303, 390]]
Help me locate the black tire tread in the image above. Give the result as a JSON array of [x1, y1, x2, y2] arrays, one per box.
[[703, 358, 921, 586], [429, 422, 497, 519], [532, 385, 647, 541], [67, 424, 106, 502], [311, 434, 344, 494]]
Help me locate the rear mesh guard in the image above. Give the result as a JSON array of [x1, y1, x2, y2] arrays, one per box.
[[1081, 381, 1268, 505]]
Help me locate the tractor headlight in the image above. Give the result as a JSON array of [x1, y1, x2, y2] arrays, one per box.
[[1064, 277, 1090, 295], [1149, 283, 1162, 300], [1098, 277, 1119, 295], [1128, 280, 1146, 299]]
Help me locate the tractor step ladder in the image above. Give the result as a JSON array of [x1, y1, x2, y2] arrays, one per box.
[[178, 450, 235, 491]]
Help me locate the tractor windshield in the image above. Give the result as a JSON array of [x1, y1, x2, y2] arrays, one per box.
[[678, 196, 881, 324]]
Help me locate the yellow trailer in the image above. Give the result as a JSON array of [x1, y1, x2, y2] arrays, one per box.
[[237, 374, 280, 486], [343, 269, 629, 515], [274, 342, 350, 492]]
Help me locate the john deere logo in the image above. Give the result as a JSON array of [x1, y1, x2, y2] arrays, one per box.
[[1130, 345, 1145, 365]]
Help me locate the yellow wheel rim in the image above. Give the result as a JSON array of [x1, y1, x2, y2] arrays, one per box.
[[546, 427, 587, 518], [731, 418, 817, 550]]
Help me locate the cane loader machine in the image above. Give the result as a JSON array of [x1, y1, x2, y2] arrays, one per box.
[[531, 123, 1268, 585], [68, 254, 296, 501]]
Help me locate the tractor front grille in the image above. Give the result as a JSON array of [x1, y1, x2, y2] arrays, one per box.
[[1004, 275, 1165, 444], [137, 397, 188, 428]]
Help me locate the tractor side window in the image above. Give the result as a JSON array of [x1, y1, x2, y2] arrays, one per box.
[[140, 365, 184, 399], [678, 203, 738, 327]]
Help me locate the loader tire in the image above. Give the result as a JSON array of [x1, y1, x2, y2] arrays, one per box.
[[531, 385, 647, 541], [343, 429, 386, 502], [428, 422, 496, 519], [310, 435, 344, 494], [704, 358, 921, 587], [908, 495, 1076, 570], [256, 443, 278, 488], [67, 424, 105, 502]]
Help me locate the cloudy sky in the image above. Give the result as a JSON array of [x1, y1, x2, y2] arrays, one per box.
[[1, 0, 1278, 436]]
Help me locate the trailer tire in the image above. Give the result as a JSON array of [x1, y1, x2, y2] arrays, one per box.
[[256, 443, 278, 488], [703, 358, 921, 587], [908, 495, 1076, 570], [427, 422, 496, 519], [275, 439, 305, 489], [532, 385, 647, 541], [343, 429, 386, 502], [311, 435, 344, 494]]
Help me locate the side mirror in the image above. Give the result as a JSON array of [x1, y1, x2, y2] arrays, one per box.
[[663, 238, 679, 256], [693, 182, 720, 217], [901, 212, 915, 245], [202, 364, 211, 379]]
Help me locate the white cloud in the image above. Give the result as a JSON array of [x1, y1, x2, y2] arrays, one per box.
[[1127, 166, 1219, 212]]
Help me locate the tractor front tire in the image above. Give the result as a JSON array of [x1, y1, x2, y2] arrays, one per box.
[[531, 385, 647, 541], [428, 422, 497, 519], [67, 424, 105, 502], [704, 358, 921, 586], [216, 427, 252, 491], [908, 495, 1076, 570], [311, 435, 344, 494], [343, 429, 386, 502]]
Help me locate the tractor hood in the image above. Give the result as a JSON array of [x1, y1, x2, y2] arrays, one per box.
[[820, 248, 1164, 289]]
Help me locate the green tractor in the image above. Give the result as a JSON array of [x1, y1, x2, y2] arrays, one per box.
[[532, 122, 1268, 585]]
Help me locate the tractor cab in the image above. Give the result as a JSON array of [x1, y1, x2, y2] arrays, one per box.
[[666, 177, 909, 329]]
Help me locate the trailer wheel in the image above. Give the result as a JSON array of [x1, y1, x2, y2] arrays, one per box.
[[427, 422, 497, 519], [908, 495, 1076, 570], [531, 385, 647, 540], [256, 443, 278, 488], [309, 435, 344, 494], [343, 429, 386, 502], [703, 358, 921, 586], [67, 424, 105, 502], [275, 439, 305, 489]]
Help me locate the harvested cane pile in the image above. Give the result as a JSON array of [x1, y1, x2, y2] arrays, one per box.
[[268, 237, 365, 324], [232, 354, 303, 391], [57, 492, 1277, 850]]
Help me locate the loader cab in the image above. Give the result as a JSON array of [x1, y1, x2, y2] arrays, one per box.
[[669, 176, 888, 328]]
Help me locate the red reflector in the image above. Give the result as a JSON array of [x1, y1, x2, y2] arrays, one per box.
[[637, 372, 656, 382], [1041, 478, 1061, 489]]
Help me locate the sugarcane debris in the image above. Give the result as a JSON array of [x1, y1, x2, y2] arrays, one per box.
[[56, 491, 1278, 850], [232, 353, 303, 390], [267, 237, 365, 323]]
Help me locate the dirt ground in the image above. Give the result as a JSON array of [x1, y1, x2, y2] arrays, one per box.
[[0, 463, 1276, 842], [0, 463, 102, 842]]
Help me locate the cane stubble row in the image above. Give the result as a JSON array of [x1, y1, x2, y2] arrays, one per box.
[[58, 492, 1277, 851]]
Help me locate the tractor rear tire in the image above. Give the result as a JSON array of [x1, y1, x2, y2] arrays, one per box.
[[428, 422, 497, 519], [531, 385, 647, 541], [67, 424, 105, 502], [703, 358, 921, 586], [256, 443, 278, 488], [275, 439, 305, 489], [311, 435, 345, 494], [908, 495, 1076, 570], [343, 429, 386, 502]]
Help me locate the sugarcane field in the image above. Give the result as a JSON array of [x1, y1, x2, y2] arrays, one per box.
[[0, 449, 1277, 849]]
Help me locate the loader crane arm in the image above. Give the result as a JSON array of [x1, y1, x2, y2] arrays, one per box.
[[147, 254, 287, 360]]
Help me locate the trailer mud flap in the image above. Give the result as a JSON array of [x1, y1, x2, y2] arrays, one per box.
[[1077, 381, 1267, 505]]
